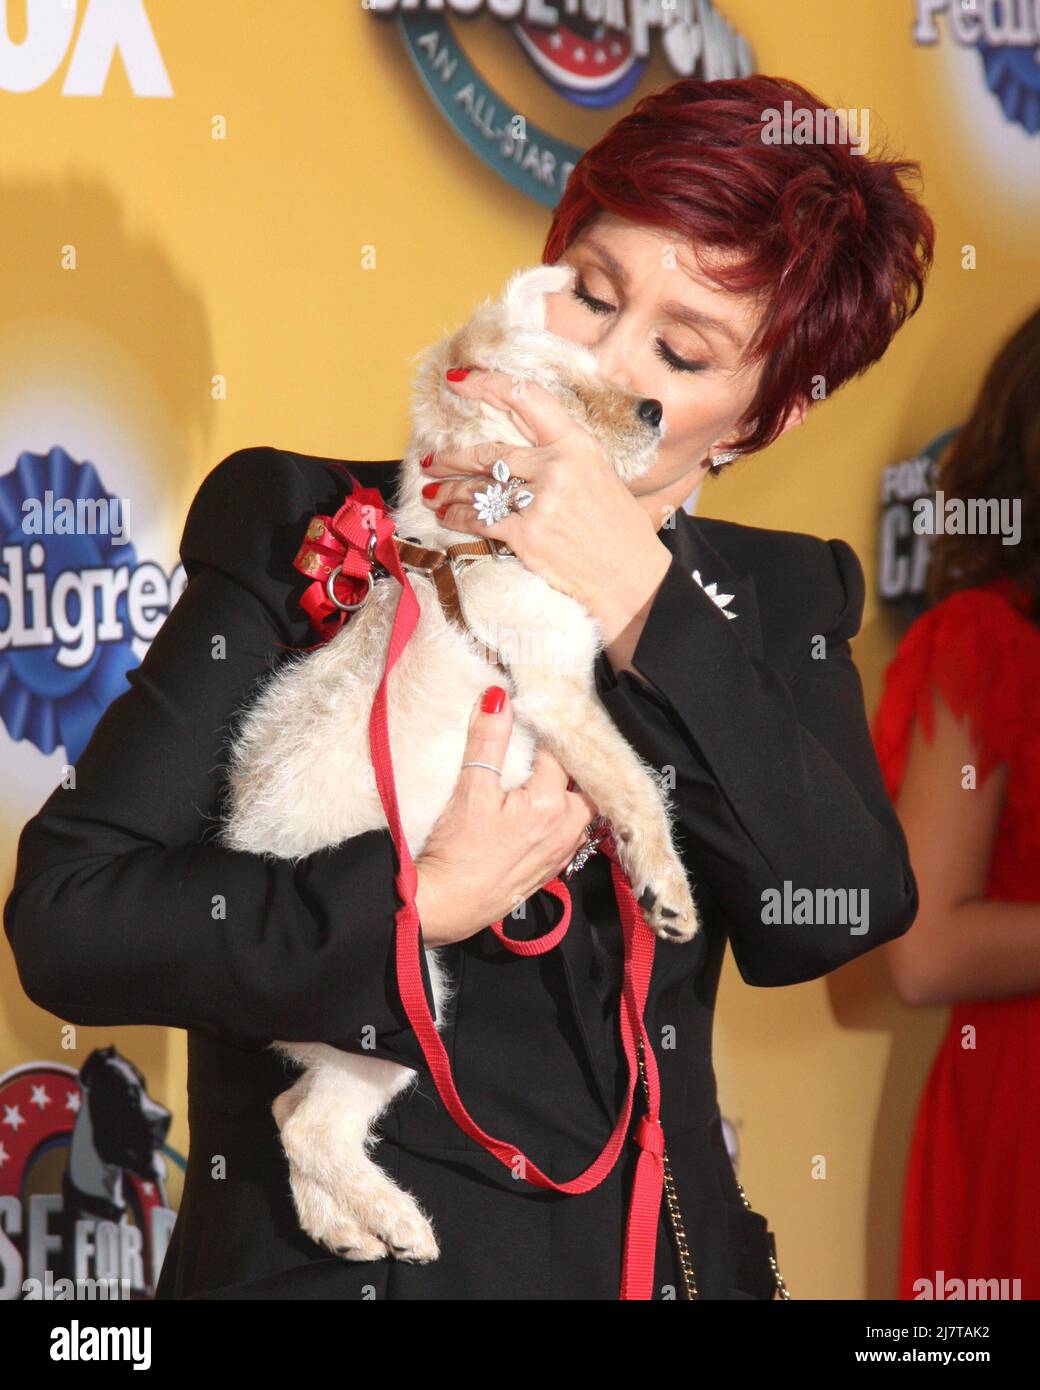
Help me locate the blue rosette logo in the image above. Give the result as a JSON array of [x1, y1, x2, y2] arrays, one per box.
[[0, 447, 182, 764]]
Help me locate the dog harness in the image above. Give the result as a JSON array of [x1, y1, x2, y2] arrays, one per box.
[[288, 477, 673, 1300], [297, 513, 514, 676]]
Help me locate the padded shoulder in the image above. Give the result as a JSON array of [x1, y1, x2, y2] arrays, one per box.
[[692, 515, 866, 666], [823, 537, 866, 643], [178, 446, 363, 646]]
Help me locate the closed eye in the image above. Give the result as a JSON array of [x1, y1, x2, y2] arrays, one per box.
[[572, 278, 614, 317], [571, 275, 708, 376], [655, 340, 707, 375]]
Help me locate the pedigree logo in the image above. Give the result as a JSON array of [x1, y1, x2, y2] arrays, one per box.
[[0, 0, 171, 97], [0, 448, 187, 763], [912, 0, 1040, 135], [366, 0, 755, 205]]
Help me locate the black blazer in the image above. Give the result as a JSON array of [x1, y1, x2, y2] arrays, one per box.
[[4, 446, 918, 1301]]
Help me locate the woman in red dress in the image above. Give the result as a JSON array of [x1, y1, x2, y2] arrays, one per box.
[[872, 307, 1040, 1301]]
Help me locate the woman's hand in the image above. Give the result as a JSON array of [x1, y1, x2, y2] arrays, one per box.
[[414, 685, 600, 948], [420, 367, 671, 644]]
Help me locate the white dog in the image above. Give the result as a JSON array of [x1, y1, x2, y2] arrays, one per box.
[[218, 263, 700, 1263]]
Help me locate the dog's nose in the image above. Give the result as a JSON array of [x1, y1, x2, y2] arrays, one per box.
[[637, 398, 663, 429]]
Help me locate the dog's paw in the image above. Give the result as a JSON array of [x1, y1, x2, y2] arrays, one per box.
[[279, 1107, 441, 1265], [289, 1166, 440, 1264], [622, 844, 700, 944], [636, 882, 700, 943], [369, 1185, 441, 1264], [292, 1173, 393, 1263]]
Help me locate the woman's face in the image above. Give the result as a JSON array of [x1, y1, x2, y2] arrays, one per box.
[[543, 212, 775, 509]]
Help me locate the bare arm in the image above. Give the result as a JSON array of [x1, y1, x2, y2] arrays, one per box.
[[883, 681, 1040, 1006]]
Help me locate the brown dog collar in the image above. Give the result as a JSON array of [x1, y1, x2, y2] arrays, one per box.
[[393, 535, 514, 676]]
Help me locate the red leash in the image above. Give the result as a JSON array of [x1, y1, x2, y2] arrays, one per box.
[[293, 486, 667, 1300]]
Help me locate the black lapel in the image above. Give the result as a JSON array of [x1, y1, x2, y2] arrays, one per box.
[[666, 509, 764, 662]]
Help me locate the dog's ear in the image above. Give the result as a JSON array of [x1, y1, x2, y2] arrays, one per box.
[[500, 263, 576, 331], [79, 1048, 111, 1088]]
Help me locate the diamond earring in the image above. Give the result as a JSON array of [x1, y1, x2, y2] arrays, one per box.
[[708, 449, 739, 476]]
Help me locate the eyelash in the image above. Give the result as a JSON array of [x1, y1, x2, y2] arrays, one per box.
[[571, 277, 707, 374]]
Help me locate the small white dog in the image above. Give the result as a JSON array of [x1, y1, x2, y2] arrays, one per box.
[[219, 263, 700, 1263]]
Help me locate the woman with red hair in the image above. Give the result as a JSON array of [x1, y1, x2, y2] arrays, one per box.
[[6, 75, 933, 1301]]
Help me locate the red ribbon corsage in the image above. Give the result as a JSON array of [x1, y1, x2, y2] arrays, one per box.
[[292, 482, 393, 643]]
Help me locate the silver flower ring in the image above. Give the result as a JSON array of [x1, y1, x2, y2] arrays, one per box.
[[472, 458, 535, 527]]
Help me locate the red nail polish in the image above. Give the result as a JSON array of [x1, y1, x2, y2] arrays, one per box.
[[420, 453, 434, 468], [446, 367, 471, 381], [481, 686, 506, 714], [436, 505, 447, 518], [421, 481, 441, 498]]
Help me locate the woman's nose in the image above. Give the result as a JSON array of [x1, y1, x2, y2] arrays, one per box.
[[589, 346, 636, 396], [591, 336, 642, 398]]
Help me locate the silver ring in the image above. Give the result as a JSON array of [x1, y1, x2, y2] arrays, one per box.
[[326, 564, 373, 612], [326, 532, 379, 612], [564, 817, 608, 878], [461, 760, 502, 775], [472, 458, 535, 527]]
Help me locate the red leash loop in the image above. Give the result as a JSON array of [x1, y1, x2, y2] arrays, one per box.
[[305, 489, 667, 1300], [488, 878, 572, 955]]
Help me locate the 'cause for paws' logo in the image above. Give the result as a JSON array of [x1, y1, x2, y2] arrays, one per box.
[[0, 447, 187, 763], [366, 0, 755, 205], [0, 1050, 184, 1301]]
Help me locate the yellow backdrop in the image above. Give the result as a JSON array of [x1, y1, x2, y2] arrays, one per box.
[[3, 0, 1037, 1300]]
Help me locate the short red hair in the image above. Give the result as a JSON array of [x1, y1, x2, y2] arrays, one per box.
[[543, 75, 935, 456]]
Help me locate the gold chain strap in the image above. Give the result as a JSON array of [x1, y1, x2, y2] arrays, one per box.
[[635, 1037, 791, 1301], [734, 1179, 792, 1300]]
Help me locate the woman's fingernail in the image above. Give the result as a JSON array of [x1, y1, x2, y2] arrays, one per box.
[[421, 481, 441, 498], [446, 367, 471, 381], [420, 453, 434, 468], [481, 686, 506, 714], [436, 505, 447, 518]]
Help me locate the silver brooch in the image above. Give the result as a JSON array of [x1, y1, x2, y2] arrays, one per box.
[[691, 568, 738, 620]]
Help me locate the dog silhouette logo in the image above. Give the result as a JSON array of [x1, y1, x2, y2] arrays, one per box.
[[0, 1047, 183, 1300]]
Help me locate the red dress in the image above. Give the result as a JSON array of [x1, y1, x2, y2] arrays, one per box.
[[872, 577, 1040, 1301]]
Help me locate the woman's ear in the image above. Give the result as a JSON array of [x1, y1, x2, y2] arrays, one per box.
[[714, 399, 809, 457], [776, 399, 809, 438]]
